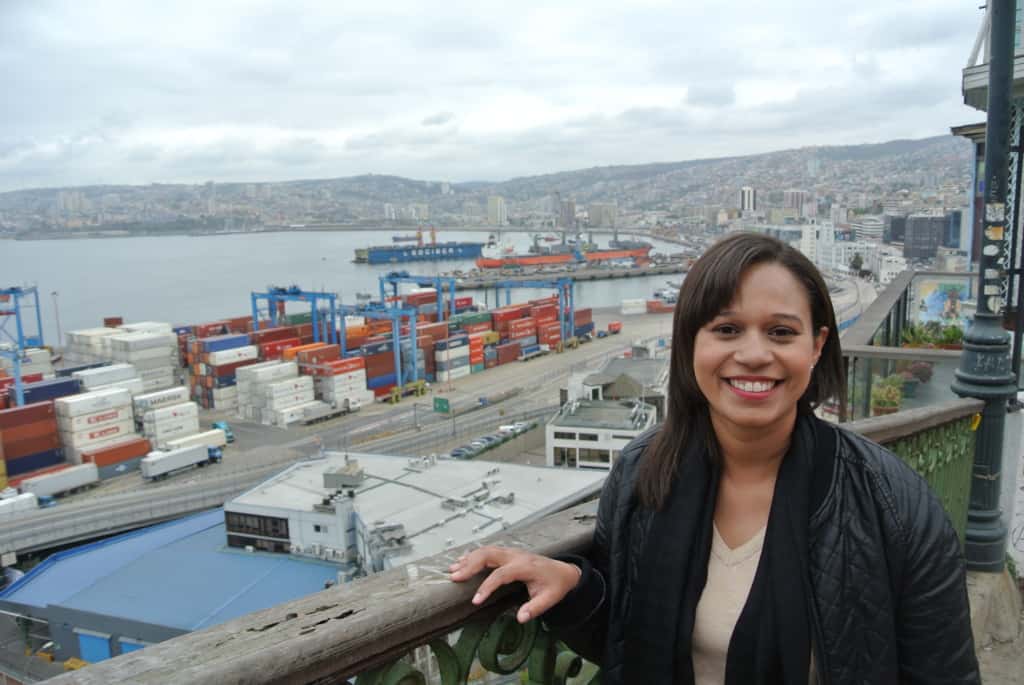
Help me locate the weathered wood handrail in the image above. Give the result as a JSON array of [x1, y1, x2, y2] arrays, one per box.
[[46, 398, 983, 684]]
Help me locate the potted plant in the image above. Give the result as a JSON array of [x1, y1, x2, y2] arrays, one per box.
[[870, 375, 903, 416], [901, 324, 935, 348], [900, 371, 920, 398], [937, 324, 963, 350], [907, 361, 934, 384]]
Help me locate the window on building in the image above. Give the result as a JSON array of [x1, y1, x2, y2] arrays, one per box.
[[612, 434, 635, 440], [225, 512, 290, 541], [591, 388, 601, 400], [578, 433, 599, 442], [553, 446, 577, 467], [553, 431, 577, 440], [578, 448, 611, 463], [314, 524, 327, 533]]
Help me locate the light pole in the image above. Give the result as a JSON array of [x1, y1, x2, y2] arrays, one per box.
[[50, 291, 62, 351], [951, 0, 1018, 573]]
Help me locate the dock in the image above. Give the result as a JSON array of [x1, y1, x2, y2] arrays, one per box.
[[451, 262, 688, 290]]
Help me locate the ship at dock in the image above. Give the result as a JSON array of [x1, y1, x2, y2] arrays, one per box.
[[354, 227, 487, 264], [475, 232, 652, 269]]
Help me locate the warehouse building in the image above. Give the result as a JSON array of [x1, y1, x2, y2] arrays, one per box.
[[546, 398, 657, 470], [0, 453, 604, 665]]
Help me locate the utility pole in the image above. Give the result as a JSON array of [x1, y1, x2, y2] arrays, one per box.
[[50, 291, 62, 351], [951, 0, 1018, 573]]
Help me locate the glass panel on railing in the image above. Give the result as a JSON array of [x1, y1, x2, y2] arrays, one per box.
[[841, 351, 963, 422]]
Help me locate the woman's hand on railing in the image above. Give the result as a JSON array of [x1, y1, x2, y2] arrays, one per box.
[[449, 545, 582, 624]]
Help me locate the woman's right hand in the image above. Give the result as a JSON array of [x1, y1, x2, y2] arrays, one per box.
[[449, 545, 583, 624]]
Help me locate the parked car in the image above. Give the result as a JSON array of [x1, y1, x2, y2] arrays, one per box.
[[450, 446, 477, 459]]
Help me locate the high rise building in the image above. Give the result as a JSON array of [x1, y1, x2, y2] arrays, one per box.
[[589, 202, 618, 228], [851, 216, 884, 242], [884, 214, 907, 243], [487, 196, 507, 226], [559, 198, 577, 229], [783, 189, 809, 213], [904, 215, 944, 260], [383, 203, 397, 221], [740, 187, 757, 214], [944, 210, 963, 249]]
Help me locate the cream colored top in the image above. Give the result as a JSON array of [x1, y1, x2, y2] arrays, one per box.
[[692, 523, 767, 685]]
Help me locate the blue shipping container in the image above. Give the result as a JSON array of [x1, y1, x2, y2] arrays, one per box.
[[98, 456, 144, 480], [200, 334, 250, 353], [367, 374, 398, 390], [434, 335, 469, 352], [172, 325, 194, 336], [574, 322, 596, 337], [214, 376, 237, 388], [362, 341, 394, 356], [23, 377, 81, 404], [56, 362, 110, 378], [6, 448, 64, 476]]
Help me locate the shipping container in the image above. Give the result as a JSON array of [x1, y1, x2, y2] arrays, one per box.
[[0, 402, 55, 430], [163, 429, 227, 452], [55, 388, 131, 418], [20, 463, 98, 497], [0, 493, 38, 518], [97, 455, 145, 479], [141, 445, 213, 480], [6, 449, 63, 476], [3, 432, 61, 460], [80, 437, 151, 467], [199, 334, 250, 354]]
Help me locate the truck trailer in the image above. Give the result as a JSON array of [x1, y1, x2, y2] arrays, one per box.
[[19, 464, 100, 498], [140, 445, 221, 481]]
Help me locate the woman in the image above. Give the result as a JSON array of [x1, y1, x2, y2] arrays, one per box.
[[450, 232, 979, 684]]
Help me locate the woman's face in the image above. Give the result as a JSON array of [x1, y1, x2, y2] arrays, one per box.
[[693, 262, 828, 439]]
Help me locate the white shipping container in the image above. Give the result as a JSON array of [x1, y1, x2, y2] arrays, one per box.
[[140, 444, 210, 479], [108, 331, 177, 351], [133, 387, 190, 414], [163, 429, 227, 452], [143, 402, 198, 424], [266, 390, 316, 410], [207, 345, 259, 366], [72, 363, 138, 389], [56, 388, 132, 418], [117, 321, 173, 335], [20, 464, 99, 497], [212, 399, 237, 411], [145, 420, 200, 447], [91, 378, 145, 397], [239, 362, 298, 383], [57, 406, 134, 432], [211, 386, 238, 401], [60, 419, 136, 448], [263, 376, 314, 397], [141, 376, 175, 393], [621, 298, 647, 315], [436, 366, 472, 382], [434, 346, 471, 362], [0, 493, 39, 518], [275, 401, 324, 426]]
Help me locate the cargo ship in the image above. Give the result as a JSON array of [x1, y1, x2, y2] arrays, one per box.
[[354, 228, 487, 265], [475, 238, 652, 269]]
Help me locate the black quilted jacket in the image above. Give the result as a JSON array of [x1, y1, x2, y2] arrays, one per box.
[[547, 420, 980, 684]]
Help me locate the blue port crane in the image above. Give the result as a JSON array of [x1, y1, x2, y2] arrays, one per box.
[[377, 272, 457, 320], [488, 277, 576, 341], [0, 286, 46, 407], [336, 302, 421, 396], [251, 286, 339, 344]]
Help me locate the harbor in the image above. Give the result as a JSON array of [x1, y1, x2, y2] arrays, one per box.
[[450, 260, 690, 289]]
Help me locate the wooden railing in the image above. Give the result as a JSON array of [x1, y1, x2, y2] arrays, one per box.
[[46, 398, 982, 685]]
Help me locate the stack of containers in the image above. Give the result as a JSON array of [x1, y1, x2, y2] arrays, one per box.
[[0, 346, 53, 378], [79, 436, 152, 479], [0, 402, 63, 477], [537, 321, 562, 348], [251, 326, 302, 361], [142, 402, 200, 449], [1, 377, 80, 409], [490, 305, 530, 342], [362, 340, 397, 397], [189, 333, 252, 409], [507, 317, 538, 348], [573, 307, 595, 338], [468, 333, 486, 373], [262, 375, 316, 426], [435, 334, 471, 383], [55, 388, 136, 463], [496, 342, 522, 366], [399, 338, 426, 384], [311, 357, 374, 410], [64, 328, 120, 364], [453, 296, 474, 313], [236, 361, 294, 420], [132, 387, 190, 431], [72, 363, 144, 397], [107, 330, 178, 392]]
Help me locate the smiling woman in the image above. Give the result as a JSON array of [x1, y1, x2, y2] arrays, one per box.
[[450, 232, 979, 684]]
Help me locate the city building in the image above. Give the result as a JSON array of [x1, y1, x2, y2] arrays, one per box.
[[784, 189, 809, 213], [546, 399, 657, 470], [740, 186, 758, 215], [559, 198, 577, 229], [563, 355, 670, 420], [904, 214, 945, 260], [589, 202, 618, 228], [486, 196, 507, 226], [851, 215, 884, 242], [383, 203, 397, 221], [0, 453, 604, 664], [885, 214, 907, 243]]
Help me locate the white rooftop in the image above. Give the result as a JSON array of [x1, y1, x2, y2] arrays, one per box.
[[229, 452, 606, 561]]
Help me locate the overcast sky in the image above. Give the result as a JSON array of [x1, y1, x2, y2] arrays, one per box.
[[0, 0, 988, 192]]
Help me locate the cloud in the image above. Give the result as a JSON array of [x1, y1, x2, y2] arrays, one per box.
[[422, 112, 456, 127], [0, 0, 986, 190]]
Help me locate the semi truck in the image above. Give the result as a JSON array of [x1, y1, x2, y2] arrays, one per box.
[[140, 445, 222, 481], [299, 398, 363, 425], [19, 464, 100, 498]]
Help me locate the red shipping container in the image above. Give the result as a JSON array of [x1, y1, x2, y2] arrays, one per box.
[[250, 326, 299, 345], [81, 437, 151, 467], [455, 296, 474, 308], [3, 433, 61, 460], [0, 417, 58, 444], [573, 308, 593, 325], [295, 323, 314, 338], [0, 402, 55, 430], [226, 316, 254, 334], [298, 344, 341, 366], [194, 321, 231, 338], [0, 373, 44, 390]]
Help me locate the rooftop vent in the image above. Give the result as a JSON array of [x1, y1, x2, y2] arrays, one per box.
[[323, 460, 366, 489]]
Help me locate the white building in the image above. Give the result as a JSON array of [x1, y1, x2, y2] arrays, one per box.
[[877, 254, 909, 286], [546, 399, 657, 471], [487, 196, 507, 226], [223, 452, 605, 574], [851, 215, 884, 242], [589, 202, 618, 228], [740, 186, 757, 215]]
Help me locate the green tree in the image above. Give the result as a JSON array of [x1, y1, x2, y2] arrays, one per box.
[[850, 253, 863, 272]]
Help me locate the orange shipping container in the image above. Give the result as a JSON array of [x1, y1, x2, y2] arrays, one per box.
[[81, 437, 151, 467], [282, 342, 326, 361]]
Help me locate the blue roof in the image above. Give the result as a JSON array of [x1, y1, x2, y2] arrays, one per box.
[[1, 509, 342, 631]]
